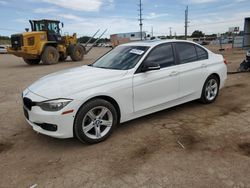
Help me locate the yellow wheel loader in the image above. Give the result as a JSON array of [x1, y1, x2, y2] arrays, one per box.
[[7, 19, 106, 65]]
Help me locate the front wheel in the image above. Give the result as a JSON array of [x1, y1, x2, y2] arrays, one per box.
[[200, 75, 220, 104], [41, 46, 59, 65], [74, 99, 118, 144]]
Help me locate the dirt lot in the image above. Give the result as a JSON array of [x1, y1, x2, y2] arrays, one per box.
[[0, 46, 250, 188]]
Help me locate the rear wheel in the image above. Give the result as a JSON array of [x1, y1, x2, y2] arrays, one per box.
[[69, 44, 85, 61], [74, 99, 118, 144], [41, 46, 59, 65], [23, 58, 40, 65], [200, 75, 220, 104]]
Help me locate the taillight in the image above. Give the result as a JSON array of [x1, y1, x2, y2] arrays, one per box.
[[224, 58, 228, 65]]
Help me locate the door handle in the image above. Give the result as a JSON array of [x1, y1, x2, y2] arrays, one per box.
[[170, 71, 179, 76], [201, 63, 207, 68]]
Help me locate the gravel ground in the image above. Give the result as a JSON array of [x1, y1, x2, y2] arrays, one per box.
[[0, 46, 250, 188]]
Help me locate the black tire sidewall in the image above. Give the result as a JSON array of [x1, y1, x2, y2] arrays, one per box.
[[74, 99, 118, 144], [41, 46, 59, 65], [201, 75, 220, 104], [69, 45, 84, 61]]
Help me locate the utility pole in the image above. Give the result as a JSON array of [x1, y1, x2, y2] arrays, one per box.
[[169, 27, 172, 38], [185, 5, 189, 40], [139, 0, 143, 41], [151, 26, 154, 38]]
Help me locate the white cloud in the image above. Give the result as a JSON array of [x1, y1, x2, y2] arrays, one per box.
[[188, 0, 217, 4], [59, 14, 85, 21], [146, 12, 169, 19], [33, 8, 59, 14], [188, 11, 248, 34], [41, 0, 102, 12]]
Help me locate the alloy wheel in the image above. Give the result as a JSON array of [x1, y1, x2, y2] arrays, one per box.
[[205, 79, 218, 101], [82, 106, 113, 140]]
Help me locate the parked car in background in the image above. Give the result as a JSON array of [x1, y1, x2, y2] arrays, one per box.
[[0, 45, 7, 54], [22, 40, 227, 144]]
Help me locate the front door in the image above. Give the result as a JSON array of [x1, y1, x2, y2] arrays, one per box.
[[133, 43, 179, 112]]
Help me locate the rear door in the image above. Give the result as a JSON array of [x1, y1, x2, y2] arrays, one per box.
[[174, 42, 209, 98], [133, 43, 179, 112]]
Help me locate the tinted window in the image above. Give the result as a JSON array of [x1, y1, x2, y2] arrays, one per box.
[[175, 43, 197, 64], [144, 44, 175, 68], [195, 45, 208, 60]]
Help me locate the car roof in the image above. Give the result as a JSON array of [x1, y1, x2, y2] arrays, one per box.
[[121, 39, 200, 48]]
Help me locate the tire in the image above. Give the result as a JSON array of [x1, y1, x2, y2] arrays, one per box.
[[238, 60, 248, 72], [69, 44, 85, 61], [41, 46, 59, 65], [23, 58, 40, 65], [200, 75, 220, 104], [74, 99, 118, 144], [59, 54, 68, 61]]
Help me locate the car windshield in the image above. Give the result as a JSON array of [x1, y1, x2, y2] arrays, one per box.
[[90, 46, 149, 70]]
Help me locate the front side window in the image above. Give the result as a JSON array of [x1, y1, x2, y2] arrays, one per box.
[[35, 22, 45, 31], [91, 46, 149, 70], [144, 43, 175, 68], [175, 43, 197, 64]]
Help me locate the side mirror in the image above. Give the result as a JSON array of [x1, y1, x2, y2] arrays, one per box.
[[25, 28, 29, 32], [61, 23, 64, 28], [141, 62, 160, 72]]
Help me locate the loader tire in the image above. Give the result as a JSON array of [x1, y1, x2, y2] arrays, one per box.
[[69, 45, 85, 61], [23, 58, 40, 65], [41, 46, 59, 65]]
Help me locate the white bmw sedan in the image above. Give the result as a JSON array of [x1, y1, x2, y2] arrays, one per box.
[[22, 40, 227, 144]]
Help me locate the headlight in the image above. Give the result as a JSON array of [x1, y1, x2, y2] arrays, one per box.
[[37, 99, 72, 112]]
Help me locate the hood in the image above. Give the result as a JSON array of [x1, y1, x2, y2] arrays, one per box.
[[28, 65, 127, 99]]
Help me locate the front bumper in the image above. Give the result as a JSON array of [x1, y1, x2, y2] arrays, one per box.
[[23, 90, 75, 139], [7, 47, 39, 59]]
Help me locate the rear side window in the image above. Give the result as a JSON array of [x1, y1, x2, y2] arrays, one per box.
[[175, 43, 197, 64], [144, 43, 175, 68], [195, 45, 208, 60]]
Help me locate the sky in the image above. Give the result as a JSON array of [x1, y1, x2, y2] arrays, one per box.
[[0, 0, 249, 38]]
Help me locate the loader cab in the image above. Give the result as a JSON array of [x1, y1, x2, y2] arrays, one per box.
[[29, 19, 63, 43]]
